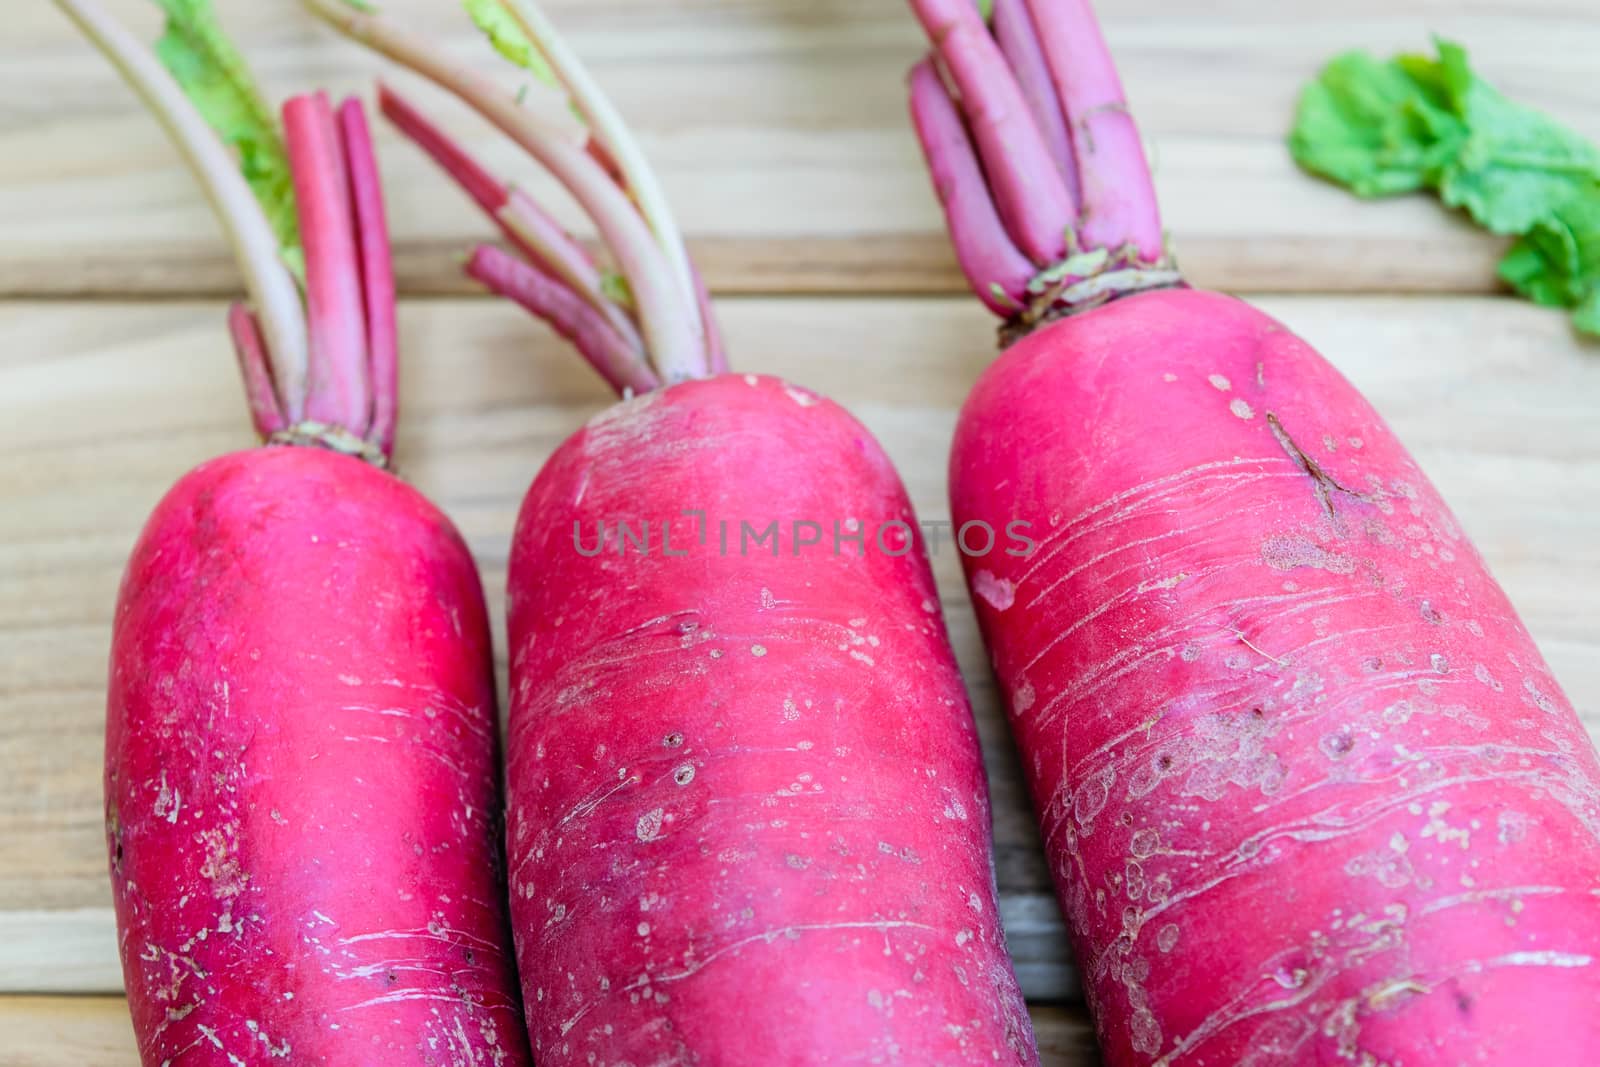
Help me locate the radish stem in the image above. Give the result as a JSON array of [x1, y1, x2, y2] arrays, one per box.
[[284, 93, 371, 432], [375, 80, 650, 362], [908, 0, 1075, 265], [692, 265, 728, 375], [54, 0, 309, 419], [227, 302, 287, 438], [497, 190, 648, 355], [468, 244, 660, 397], [1023, 0, 1163, 260], [585, 137, 625, 189], [992, 0, 1078, 203], [301, 0, 707, 383], [340, 98, 398, 457], [499, 0, 701, 330], [377, 82, 511, 219], [375, 83, 643, 355], [909, 60, 1035, 314]]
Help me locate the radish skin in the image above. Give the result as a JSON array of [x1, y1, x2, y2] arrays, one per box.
[[309, 3, 1040, 1058], [952, 289, 1600, 1063], [62, 2, 534, 1061], [109, 448, 527, 1064], [904, 0, 1600, 1061], [506, 374, 1036, 1064]]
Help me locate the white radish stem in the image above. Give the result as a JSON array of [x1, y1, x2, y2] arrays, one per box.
[[498, 0, 701, 341], [54, 0, 310, 419]]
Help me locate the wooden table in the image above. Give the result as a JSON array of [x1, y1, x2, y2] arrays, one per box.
[[2, 1, 1596, 1062]]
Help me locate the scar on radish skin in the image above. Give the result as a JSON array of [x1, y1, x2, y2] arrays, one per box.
[[635, 808, 664, 842], [972, 570, 1016, 611], [1267, 411, 1364, 521]]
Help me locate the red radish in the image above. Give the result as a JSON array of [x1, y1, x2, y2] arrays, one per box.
[[303, 0, 1038, 1061], [907, 1, 1600, 1064], [57, 1, 530, 1062]]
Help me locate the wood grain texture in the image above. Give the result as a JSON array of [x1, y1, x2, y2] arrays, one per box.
[[0, 996, 1105, 1066], [4, 0, 1599, 297], [0, 293, 1596, 1001]]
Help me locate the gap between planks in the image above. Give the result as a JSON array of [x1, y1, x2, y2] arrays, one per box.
[[0, 235, 1513, 302]]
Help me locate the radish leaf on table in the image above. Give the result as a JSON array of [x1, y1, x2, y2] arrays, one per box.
[[1502, 197, 1600, 334], [1291, 39, 1600, 335]]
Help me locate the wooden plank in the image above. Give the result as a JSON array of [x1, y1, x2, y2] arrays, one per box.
[[0, 995, 1104, 1066], [1, 997, 137, 1067], [0, 294, 1596, 1001], [0, 912, 121, 995], [3, 1, 1599, 297]]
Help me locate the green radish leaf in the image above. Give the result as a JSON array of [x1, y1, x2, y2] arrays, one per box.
[[464, 0, 556, 86], [1288, 49, 1465, 196], [152, 0, 301, 282], [1500, 196, 1600, 320], [1291, 39, 1600, 336], [1576, 290, 1600, 335], [977, 0, 995, 20]]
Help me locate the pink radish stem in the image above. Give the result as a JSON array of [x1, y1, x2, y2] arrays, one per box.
[[907, 0, 1075, 265], [339, 98, 398, 457], [585, 137, 625, 188], [991, 0, 1078, 202], [468, 244, 659, 397], [228, 302, 287, 438], [284, 93, 370, 431], [692, 265, 728, 375], [374, 83, 646, 359], [1023, 0, 1163, 260], [498, 0, 700, 323], [377, 82, 510, 218], [301, 0, 708, 383], [498, 188, 646, 353], [909, 60, 1035, 314]]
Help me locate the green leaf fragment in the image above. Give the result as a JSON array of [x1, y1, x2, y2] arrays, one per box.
[[1028, 247, 1110, 293], [988, 281, 1017, 309], [152, 0, 301, 281], [463, 0, 556, 86], [1288, 50, 1464, 196], [1576, 291, 1600, 335], [1500, 197, 1600, 314], [1290, 38, 1600, 336], [600, 270, 634, 309]]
